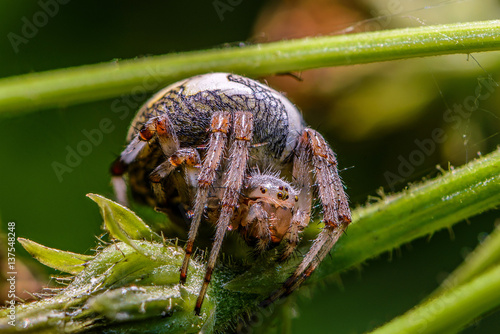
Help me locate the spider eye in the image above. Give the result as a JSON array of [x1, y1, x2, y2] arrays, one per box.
[[285, 194, 289, 200], [278, 186, 284, 190], [294, 195, 298, 202], [260, 187, 267, 194], [277, 192, 283, 199]]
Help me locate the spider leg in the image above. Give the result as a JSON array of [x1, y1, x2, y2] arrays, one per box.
[[171, 148, 202, 201], [154, 112, 180, 157], [110, 118, 158, 206], [180, 112, 231, 284], [111, 115, 181, 206], [261, 128, 351, 307], [278, 135, 313, 262], [195, 111, 253, 315], [149, 148, 201, 206]]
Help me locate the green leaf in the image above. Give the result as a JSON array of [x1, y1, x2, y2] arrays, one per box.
[[0, 240, 214, 333], [87, 286, 209, 332], [18, 237, 93, 275], [87, 193, 160, 241], [87, 194, 163, 258]]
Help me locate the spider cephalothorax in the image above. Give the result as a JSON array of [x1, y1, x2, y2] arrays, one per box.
[[111, 72, 351, 315], [235, 172, 299, 251]]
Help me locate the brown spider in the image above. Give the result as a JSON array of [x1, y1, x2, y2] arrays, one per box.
[[110, 73, 351, 315]]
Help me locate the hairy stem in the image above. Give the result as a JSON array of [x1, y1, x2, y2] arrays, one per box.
[[314, 148, 500, 281], [0, 20, 500, 114]]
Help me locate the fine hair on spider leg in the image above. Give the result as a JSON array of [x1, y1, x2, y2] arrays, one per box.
[[195, 111, 254, 315], [260, 128, 351, 307], [180, 111, 231, 284], [278, 131, 313, 262]]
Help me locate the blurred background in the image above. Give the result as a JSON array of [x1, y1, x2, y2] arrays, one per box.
[[0, 0, 499, 332]]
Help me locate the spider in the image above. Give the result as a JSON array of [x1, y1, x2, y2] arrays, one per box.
[[110, 73, 351, 315]]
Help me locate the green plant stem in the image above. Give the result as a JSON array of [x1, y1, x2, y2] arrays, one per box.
[[368, 263, 500, 334], [1, 20, 500, 114], [315, 148, 500, 281], [431, 219, 500, 297]]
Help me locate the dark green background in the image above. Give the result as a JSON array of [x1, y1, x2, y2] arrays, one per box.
[[0, 0, 499, 333]]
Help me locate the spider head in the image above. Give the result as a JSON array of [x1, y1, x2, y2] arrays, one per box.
[[237, 173, 298, 248], [244, 173, 298, 208]]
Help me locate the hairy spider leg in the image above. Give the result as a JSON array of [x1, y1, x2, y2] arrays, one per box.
[[110, 116, 175, 206], [195, 111, 253, 315], [149, 148, 202, 205], [278, 134, 313, 262], [261, 128, 351, 307], [180, 112, 231, 284]]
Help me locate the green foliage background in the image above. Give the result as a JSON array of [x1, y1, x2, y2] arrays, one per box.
[[0, 0, 499, 333]]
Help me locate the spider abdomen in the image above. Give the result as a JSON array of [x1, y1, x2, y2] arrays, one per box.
[[128, 73, 305, 161]]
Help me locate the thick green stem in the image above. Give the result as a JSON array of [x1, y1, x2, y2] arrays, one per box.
[[316, 148, 500, 281], [1, 20, 500, 114]]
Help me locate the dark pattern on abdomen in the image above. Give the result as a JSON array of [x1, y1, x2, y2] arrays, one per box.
[[131, 74, 290, 158]]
